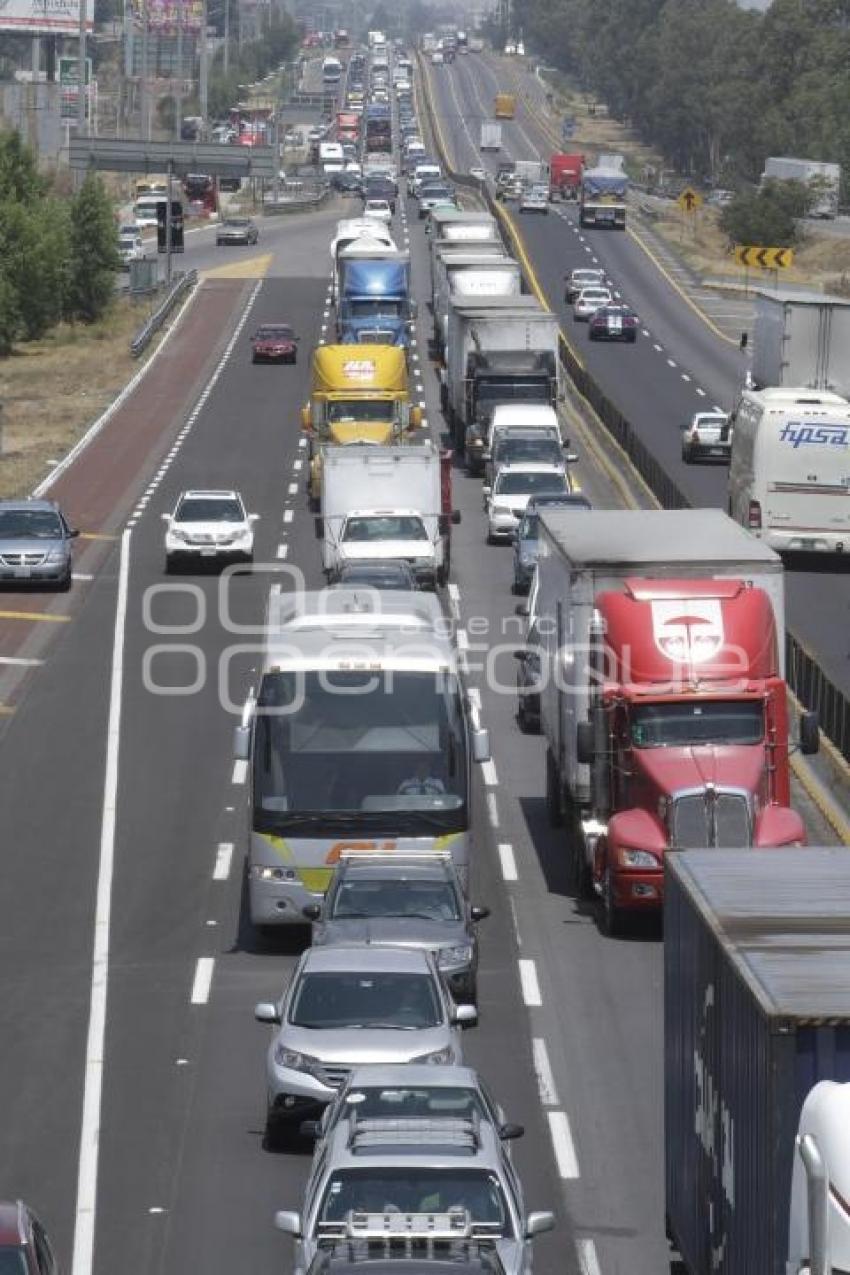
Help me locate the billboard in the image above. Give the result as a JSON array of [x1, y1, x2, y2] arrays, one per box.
[[130, 0, 203, 33], [0, 0, 93, 35]]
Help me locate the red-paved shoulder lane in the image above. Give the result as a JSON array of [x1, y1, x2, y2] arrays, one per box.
[[0, 279, 253, 690]]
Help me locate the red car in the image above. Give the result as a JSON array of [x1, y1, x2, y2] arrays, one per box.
[[0, 1200, 58, 1273], [251, 324, 299, 364]]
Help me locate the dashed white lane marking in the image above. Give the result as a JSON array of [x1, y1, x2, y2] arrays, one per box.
[[287, 482, 298, 495], [190, 957, 215, 1005], [577, 1239, 602, 1275], [468, 687, 481, 712], [293, 459, 303, 471], [213, 842, 233, 881], [298, 437, 307, 448], [641, 329, 650, 338], [532, 1037, 559, 1105], [72, 573, 94, 582], [713, 404, 724, 413], [653, 343, 663, 352], [447, 581, 460, 606], [486, 792, 500, 828], [0, 655, 44, 666], [276, 544, 289, 559], [548, 1110, 580, 1179], [231, 759, 248, 785], [681, 373, 691, 382], [283, 509, 294, 523], [457, 628, 469, 650], [498, 842, 518, 882], [518, 958, 542, 1007], [667, 358, 677, 368], [696, 387, 706, 397], [482, 759, 498, 786]]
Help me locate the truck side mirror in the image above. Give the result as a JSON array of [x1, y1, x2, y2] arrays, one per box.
[[314, 517, 324, 539], [799, 710, 819, 756], [576, 720, 594, 764], [451, 509, 461, 525], [438, 514, 449, 534]]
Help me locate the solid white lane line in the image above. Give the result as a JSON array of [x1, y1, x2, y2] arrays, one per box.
[[498, 842, 518, 882], [482, 759, 498, 786], [231, 759, 248, 784], [577, 1238, 602, 1275], [0, 655, 43, 666], [486, 793, 500, 828], [532, 1037, 559, 1105], [276, 544, 289, 559], [518, 958, 542, 1007], [548, 1110, 580, 1179], [287, 482, 298, 495], [213, 842, 233, 881], [190, 956, 215, 1004], [71, 528, 131, 1275]]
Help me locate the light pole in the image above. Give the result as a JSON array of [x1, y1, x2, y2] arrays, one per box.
[[199, 0, 208, 127], [174, 0, 184, 139], [77, 0, 87, 136]]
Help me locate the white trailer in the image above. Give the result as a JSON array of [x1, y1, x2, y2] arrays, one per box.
[[480, 122, 502, 151], [432, 251, 521, 353], [320, 443, 451, 588], [750, 289, 850, 398], [762, 156, 840, 218], [531, 507, 785, 811], [443, 296, 561, 460]]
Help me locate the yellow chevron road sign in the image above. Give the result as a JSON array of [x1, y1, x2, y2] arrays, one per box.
[[734, 246, 794, 269]]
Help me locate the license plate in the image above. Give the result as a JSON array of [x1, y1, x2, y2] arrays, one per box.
[[13, 567, 31, 578], [610, 319, 622, 333], [200, 548, 216, 557]]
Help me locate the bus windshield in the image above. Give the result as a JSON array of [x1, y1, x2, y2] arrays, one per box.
[[252, 670, 468, 834]]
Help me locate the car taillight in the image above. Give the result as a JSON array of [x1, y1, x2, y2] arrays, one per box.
[[748, 500, 762, 530]]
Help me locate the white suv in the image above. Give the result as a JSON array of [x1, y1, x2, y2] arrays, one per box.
[[162, 489, 257, 571]]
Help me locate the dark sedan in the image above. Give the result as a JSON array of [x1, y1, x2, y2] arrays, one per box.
[[216, 217, 259, 246], [588, 304, 639, 342], [251, 324, 298, 364]]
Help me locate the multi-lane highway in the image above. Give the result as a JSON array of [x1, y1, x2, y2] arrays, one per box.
[[424, 50, 850, 699], [0, 54, 840, 1275]]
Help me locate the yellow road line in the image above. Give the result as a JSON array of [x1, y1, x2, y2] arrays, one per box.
[[202, 253, 274, 281], [0, 610, 71, 623], [625, 226, 738, 346]]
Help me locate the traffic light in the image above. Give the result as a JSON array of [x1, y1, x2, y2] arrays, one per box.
[[156, 200, 185, 252]]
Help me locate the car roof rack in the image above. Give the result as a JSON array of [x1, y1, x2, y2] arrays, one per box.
[[348, 1114, 481, 1155]]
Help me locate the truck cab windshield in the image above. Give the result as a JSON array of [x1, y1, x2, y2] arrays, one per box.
[[327, 400, 396, 423], [631, 701, 764, 748], [348, 300, 403, 318], [343, 515, 429, 541]]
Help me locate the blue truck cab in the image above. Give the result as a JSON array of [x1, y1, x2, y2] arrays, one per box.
[[336, 256, 416, 347]]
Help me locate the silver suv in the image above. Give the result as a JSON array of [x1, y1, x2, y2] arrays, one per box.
[[303, 854, 490, 1003], [254, 946, 476, 1145], [275, 1104, 554, 1275], [0, 499, 79, 591]]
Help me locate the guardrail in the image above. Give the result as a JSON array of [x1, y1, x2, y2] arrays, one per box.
[[263, 186, 331, 215], [130, 270, 197, 359], [415, 50, 850, 763]]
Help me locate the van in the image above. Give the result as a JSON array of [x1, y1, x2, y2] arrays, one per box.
[[132, 196, 166, 228], [728, 387, 850, 554]]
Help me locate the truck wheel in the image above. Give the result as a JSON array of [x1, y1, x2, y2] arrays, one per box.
[[601, 869, 624, 937], [546, 748, 563, 827]]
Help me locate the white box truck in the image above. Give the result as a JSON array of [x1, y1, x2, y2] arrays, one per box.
[[750, 289, 850, 398], [319, 443, 458, 588], [728, 386, 850, 555], [762, 156, 840, 219], [432, 252, 522, 354], [443, 296, 561, 465], [480, 122, 502, 151]]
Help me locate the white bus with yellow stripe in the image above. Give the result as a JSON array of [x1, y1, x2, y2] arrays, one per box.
[[234, 588, 490, 927]]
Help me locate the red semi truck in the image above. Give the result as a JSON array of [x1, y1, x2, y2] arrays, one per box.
[[549, 152, 584, 201], [519, 509, 819, 933]]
